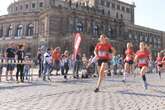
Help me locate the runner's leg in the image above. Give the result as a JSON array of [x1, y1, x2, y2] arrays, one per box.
[[140, 66, 148, 89], [95, 62, 106, 92]]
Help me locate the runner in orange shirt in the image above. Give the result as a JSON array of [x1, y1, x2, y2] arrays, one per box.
[[94, 34, 116, 92], [155, 52, 163, 79], [123, 42, 135, 82], [162, 53, 165, 70], [134, 42, 150, 89]]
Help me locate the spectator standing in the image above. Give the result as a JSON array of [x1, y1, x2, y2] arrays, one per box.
[[82, 54, 88, 66], [60, 51, 70, 79], [73, 53, 81, 78], [37, 48, 44, 78], [24, 56, 32, 80], [43, 48, 53, 81], [111, 55, 118, 75], [16, 44, 25, 83], [52, 47, 61, 75], [5, 42, 16, 81], [0, 56, 3, 82]]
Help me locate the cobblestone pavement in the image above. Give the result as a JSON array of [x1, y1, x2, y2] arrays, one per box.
[[0, 72, 165, 110]]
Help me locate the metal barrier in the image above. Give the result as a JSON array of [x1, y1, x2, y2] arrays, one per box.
[[0, 59, 35, 82]]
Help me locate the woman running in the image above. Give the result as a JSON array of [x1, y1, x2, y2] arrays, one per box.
[[156, 52, 163, 79], [162, 53, 165, 70], [123, 42, 135, 82], [94, 34, 116, 92], [134, 42, 150, 89]]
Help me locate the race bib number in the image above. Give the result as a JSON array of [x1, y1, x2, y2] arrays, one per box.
[[109, 54, 112, 59], [139, 58, 146, 64], [126, 56, 132, 61], [98, 51, 107, 57]]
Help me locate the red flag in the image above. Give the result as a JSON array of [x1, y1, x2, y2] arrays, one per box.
[[73, 33, 82, 60]]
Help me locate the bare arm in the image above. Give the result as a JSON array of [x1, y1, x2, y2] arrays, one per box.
[[94, 48, 98, 57], [111, 47, 116, 56], [162, 58, 165, 63], [134, 55, 138, 65]]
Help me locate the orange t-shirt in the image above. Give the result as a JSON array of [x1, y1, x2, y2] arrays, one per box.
[[95, 43, 112, 60], [125, 48, 134, 61], [125, 49, 134, 56], [52, 50, 61, 61], [136, 50, 150, 67]]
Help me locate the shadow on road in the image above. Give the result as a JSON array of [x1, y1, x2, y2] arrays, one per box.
[[55, 79, 94, 85], [148, 84, 165, 88], [0, 82, 50, 90], [152, 89, 165, 95], [0, 88, 92, 104], [106, 79, 139, 83], [117, 90, 165, 98]]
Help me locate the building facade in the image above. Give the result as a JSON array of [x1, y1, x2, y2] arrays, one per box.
[[0, 0, 164, 56]]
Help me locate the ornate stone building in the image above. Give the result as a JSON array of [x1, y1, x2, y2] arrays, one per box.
[[0, 0, 164, 56]]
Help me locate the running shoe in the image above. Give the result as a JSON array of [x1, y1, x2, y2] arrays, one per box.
[[43, 76, 46, 81], [122, 79, 126, 83], [143, 81, 148, 90], [64, 75, 67, 79], [48, 77, 51, 81], [94, 88, 99, 93]]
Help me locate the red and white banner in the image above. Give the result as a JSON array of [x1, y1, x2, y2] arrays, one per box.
[[73, 33, 82, 60]]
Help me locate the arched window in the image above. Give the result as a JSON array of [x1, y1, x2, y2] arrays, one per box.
[[93, 25, 99, 36], [27, 24, 34, 36], [140, 36, 143, 41], [0, 28, 3, 38], [116, 12, 119, 19], [134, 35, 138, 41], [154, 38, 157, 43], [129, 33, 132, 39], [102, 9, 105, 15], [8, 25, 13, 37], [108, 26, 112, 37], [16, 24, 23, 37], [149, 37, 152, 43], [158, 38, 161, 44], [32, 3, 36, 8], [145, 36, 148, 42], [39, 2, 43, 7], [121, 14, 123, 19], [108, 10, 110, 15], [76, 22, 83, 32]]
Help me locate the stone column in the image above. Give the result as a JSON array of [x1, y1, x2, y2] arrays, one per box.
[[1, 24, 5, 39], [23, 23, 27, 37], [44, 15, 49, 37], [34, 20, 39, 49], [34, 20, 39, 37], [3, 24, 7, 38], [13, 23, 16, 37]]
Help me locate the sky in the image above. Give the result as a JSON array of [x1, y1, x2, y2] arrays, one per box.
[[121, 0, 165, 31], [0, 0, 165, 31]]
